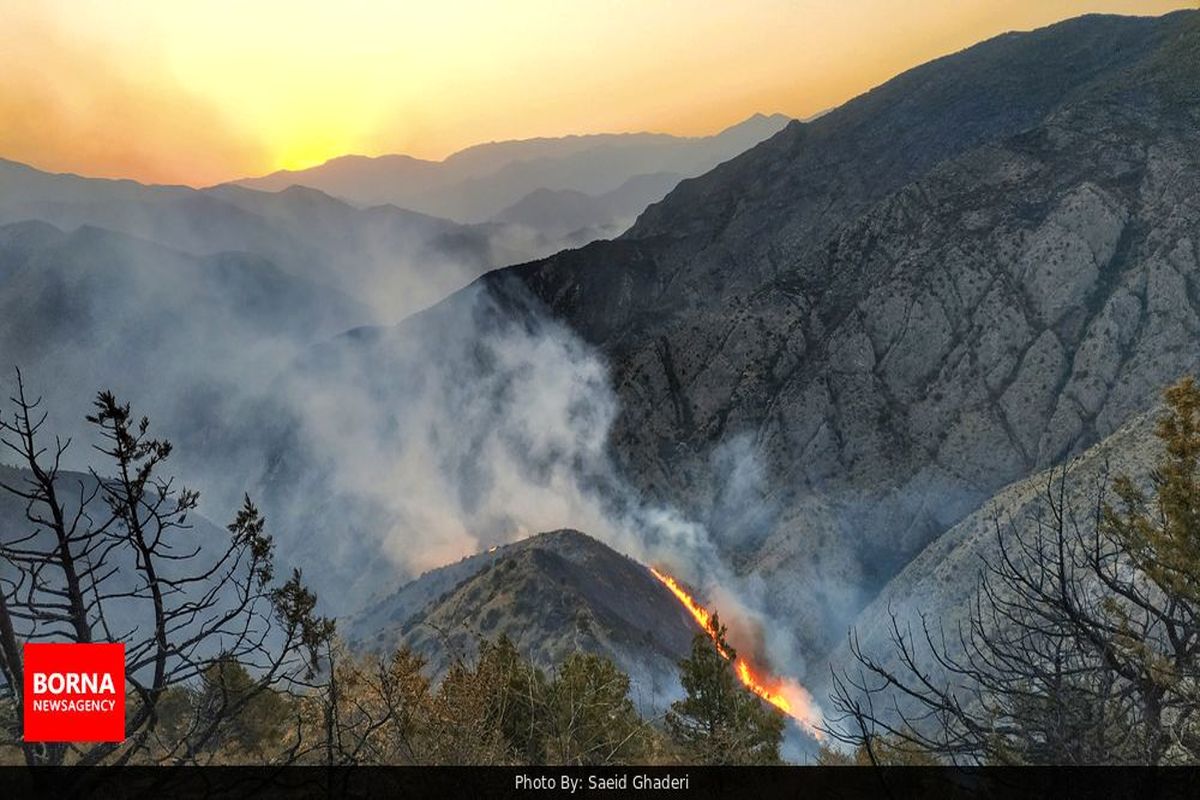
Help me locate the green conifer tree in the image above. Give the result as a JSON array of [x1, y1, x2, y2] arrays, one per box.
[[666, 613, 784, 764]]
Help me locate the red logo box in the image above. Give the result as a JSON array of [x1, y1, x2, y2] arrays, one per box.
[[23, 642, 125, 743]]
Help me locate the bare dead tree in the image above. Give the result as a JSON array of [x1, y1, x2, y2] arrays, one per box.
[[0, 372, 333, 766], [293, 640, 430, 766], [826, 378, 1200, 765], [538, 651, 651, 765]]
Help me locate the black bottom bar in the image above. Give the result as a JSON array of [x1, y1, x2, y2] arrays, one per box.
[[3, 765, 1198, 800]]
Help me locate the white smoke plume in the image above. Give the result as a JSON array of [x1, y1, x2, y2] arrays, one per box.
[[0, 207, 824, 749]]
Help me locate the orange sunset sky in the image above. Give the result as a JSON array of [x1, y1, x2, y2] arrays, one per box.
[[2, 0, 1194, 187]]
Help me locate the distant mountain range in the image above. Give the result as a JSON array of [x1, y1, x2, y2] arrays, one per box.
[[491, 172, 685, 247], [232, 113, 792, 233], [0, 159, 511, 322], [0, 113, 790, 322]]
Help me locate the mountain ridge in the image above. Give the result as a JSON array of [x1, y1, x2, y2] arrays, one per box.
[[349, 529, 704, 707], [0, 158, 504, 320], [345, 10, 1200, 661], [231, 113, 792, 223]]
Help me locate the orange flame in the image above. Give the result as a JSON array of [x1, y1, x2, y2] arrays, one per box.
[[650, 566, 823, 739]]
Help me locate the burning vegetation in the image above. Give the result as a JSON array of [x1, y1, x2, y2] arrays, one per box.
[[649, 567, 823, 739]]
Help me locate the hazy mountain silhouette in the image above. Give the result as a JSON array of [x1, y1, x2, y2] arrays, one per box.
[[492, 172, 683, 241], [232, 113, 791, 224], [0, 159, 503, 320]]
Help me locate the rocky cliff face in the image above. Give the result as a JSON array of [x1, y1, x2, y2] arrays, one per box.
[[381, 12, 1200, 660]]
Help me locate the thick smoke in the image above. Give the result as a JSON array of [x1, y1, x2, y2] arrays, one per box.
[[0, 190, 823, 746], [242, 277, 823, 744], [268, 282, 622, 579], [260, 281, 716, 596]]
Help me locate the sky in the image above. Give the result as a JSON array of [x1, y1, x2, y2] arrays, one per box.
[[1, 0, 1194, 186]]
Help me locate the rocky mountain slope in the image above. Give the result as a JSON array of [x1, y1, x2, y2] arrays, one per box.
[[340, 11, 1200, 664], [825, 404, 1162, 706], [349, 530, 704, 707]]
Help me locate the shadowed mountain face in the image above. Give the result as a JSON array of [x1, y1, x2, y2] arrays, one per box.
[[233, 114, 791, 225], [349, 529, 703, 707], [340, 12, 1200, 658], [491, 172, 685, 246], [0, 465, 239, 657]]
